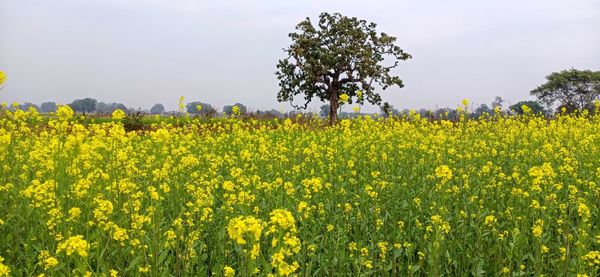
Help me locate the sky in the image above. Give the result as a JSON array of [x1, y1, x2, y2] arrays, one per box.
[[1, 0, 599, 113]]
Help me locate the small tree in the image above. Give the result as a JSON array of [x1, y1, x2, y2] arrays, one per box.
[[491, 96, 505, 109], [276, 12, 411, 123], [223, 103, 248, 116], [19, 102, 39, 111], [40, 102, 57, 113], [434, 108, 458, 120], [531, 69, 600, 111], [509, 101, 546, 115], [319, 104, 330, 118], [69, 98, 98, 114], [186, 101, 216, 116], [149, 104, 165, 115], [472, 104, 493, 118], [95, 102, 128, 114]]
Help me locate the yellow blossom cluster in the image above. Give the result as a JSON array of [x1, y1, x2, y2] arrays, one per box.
[[1, 104, 600, 275]]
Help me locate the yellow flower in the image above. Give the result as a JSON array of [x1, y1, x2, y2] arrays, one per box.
[[578, 202, 590, 219], [224, 266, 235, 277], [377, 242, 388, 259], [582, 251, 600, 266], [269, 209, 297, 233], [326, 224, 334, 232], [413, 197, 421, 207], [56, 105, 74, 120], [222, 181, 235, 192], [435, 165, 453, 181], [360, 247, 369, 257], [68, 207, 81, 221], [397, 221, 405, 229], [0, 256, 10, 276], [138, 265, 151, 273], [339, 94, 349, 104], [178, 96, 185, 113], [560, 247, 567, 260], [111, 225, 129, 242], [164, 230, 177, 248], [430, 215, 451, 234], [227, 216, 263, 245], [38, 251, 58, 270], [484, 215, 496, 226], [348, 242, 357, 252], [111, 109, 126, 119], [0, 71, 6, 85], [232, 105, 240, 115], [532, 219, 544, 238], [462, 98, 469, 107], [57, 235, 90, 257]]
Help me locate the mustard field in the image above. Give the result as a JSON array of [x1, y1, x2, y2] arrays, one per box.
[[1, 106, 600, 276]]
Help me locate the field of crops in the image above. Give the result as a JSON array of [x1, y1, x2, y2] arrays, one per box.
[[1, 106, 599, 276]]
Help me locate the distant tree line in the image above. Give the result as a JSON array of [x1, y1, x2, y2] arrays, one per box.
[[316, 69, 599, 120], [11, 98, 285, 117], [7, 68, 598, 120]]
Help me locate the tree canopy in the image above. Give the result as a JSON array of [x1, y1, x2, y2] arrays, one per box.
[[95, 102, 128, 114], [276, 12, 411, 123], [69, 98, 97, 114], [186, 101, 216, 116], [149, 104, 165, 115], [223, 103, 248, 116], [40, 102, 57, 113], [531, 69, 600, 112], [509, 101, 546, 115]]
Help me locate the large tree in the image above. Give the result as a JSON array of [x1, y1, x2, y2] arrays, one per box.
[[276, 12, 411, 123], [531, 69, 600, 112]]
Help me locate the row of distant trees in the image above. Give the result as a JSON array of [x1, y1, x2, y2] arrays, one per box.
[[10, 67, 598, 119], [317, 97, 546, 119], [12, 95, 581, 120], [16, 100, 131, 114], [13, 98, 286, 117], [378, 99, 547, 119]]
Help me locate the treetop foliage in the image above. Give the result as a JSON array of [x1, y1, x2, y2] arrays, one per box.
[[276, 12, 411, 123], [530, 68, 600, 111]]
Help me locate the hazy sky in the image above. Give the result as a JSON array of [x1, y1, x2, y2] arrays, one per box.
[[1, 0, 599, 112]]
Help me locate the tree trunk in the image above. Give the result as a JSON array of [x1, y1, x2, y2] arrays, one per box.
[[329, 90, 339, 124]]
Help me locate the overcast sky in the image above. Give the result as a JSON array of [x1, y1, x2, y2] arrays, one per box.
[[1, 0, 599, 112]]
